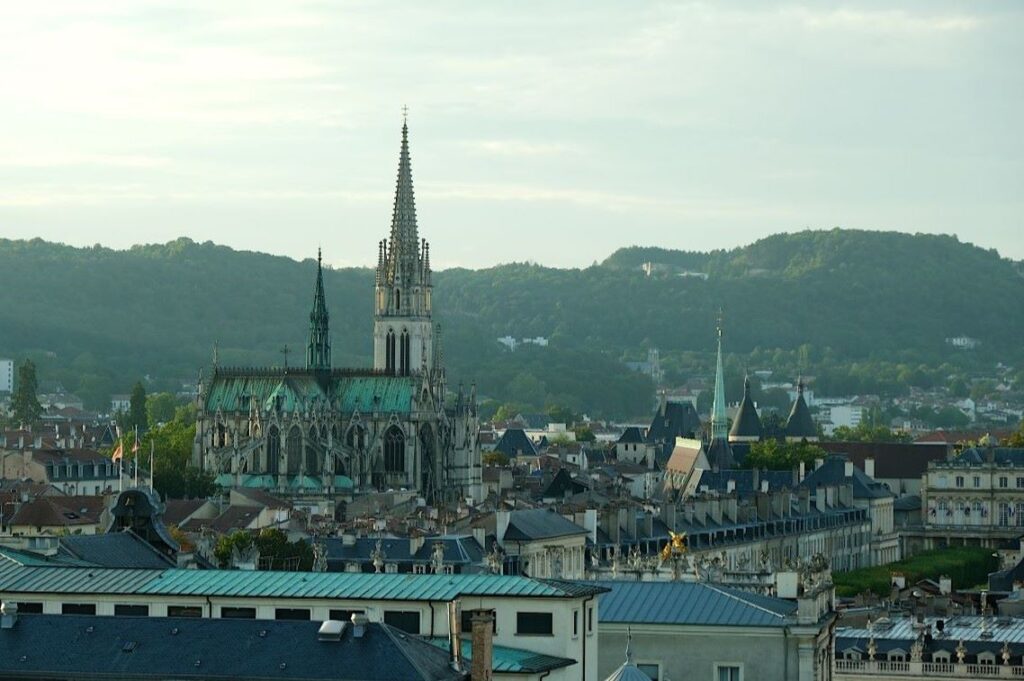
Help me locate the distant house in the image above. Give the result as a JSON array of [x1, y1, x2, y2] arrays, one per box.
[[494, 429, 539, 459]]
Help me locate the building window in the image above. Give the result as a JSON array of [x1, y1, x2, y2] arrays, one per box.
[[716, 664, 741, 681], [1000, 477, 1009, 488], [168, 606, 202, 618], [588, 606, 594, 634], [221, 607, 257, 619], [383, 610, 420, 634], [16, 602, 43, 614], [955, 476, 964, 488], [573, 610, 579, 638], [973, 476, 981, 487], [1000, 502, 1012, 527], [384, 426, 405, 473], [516, 612, 553, 636], [638, 663, 660, 680], [1017, 477, 1024, 489], [329, 609, 365, 622], [61, 603, 96, 615], [114, 604, 149, 617], [275, 608, 311, 621]]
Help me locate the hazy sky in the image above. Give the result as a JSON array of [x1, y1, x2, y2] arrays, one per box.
[[0, 1, 1020, 268]]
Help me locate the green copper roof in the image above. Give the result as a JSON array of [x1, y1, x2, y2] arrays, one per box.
[[204, 372, 414, 415], [332, 376, 414, 413], [428, 638, 576, 674]]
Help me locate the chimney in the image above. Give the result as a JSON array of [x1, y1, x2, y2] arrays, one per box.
[[661, 503, 677, 529], [643, 512, 654, 537], [798, 461, 806, 483], [798, 488, 810, 515], [814, 458, 824, 471], [350, 613, 368, 638], [726, 479, 736, 494], [760, 479, 769, 493], [409, 535, 425, 555], [448, 601, 463, 673], [844, 460, 854, 478], [864, 457, 875, 479], [496, 511, 511, 546], [0, 602, 17, 629], [470, 610, 494, 681], [939, 575, 952, 595]]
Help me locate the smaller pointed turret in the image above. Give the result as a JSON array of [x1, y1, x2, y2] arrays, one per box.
[[785, 377, 818, 442], [729, 374, 763, 443]]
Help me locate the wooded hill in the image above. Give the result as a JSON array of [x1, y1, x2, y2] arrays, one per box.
[[1, 229, 1020, 419]]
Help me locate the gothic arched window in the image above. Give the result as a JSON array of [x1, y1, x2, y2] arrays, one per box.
[[399, 330, 410, 376], [384, 426, 405, 473], [267, 426, 280, 474], [346, 425, 366, 450], [395, 289, 401, 311], [306, 427, 319, 475], [386, 329, 396, 375], [286, 426, 302, 475]]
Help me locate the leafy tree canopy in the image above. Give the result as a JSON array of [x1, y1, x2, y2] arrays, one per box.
[[12, 359, 42, 426], [742, 439, 827, 471]]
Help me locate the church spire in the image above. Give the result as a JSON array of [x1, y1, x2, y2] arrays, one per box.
[[383, 114, 421, 287], [306, 248, 331, 371], [711, 312, 728, 441]]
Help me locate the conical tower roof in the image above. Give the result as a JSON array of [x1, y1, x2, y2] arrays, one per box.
[[711, 319, 728, 441], [730, 375, 763, 441], [603, 629, 653, 681], [786, 378, 817, 439]]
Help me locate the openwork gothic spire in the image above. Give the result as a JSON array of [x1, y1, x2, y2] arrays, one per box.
[[306, 248, 331, 370], [383, 116, 425, 287]]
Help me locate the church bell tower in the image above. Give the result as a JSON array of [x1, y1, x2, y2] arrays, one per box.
[[374, 115, 433, 376]]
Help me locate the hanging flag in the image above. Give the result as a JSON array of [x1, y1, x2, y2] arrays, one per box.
[[132, 427, 140, 456], [111, 441, 124, 462]]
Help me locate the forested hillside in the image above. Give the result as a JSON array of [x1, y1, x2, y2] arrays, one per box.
[[0, 230, 1021, 419]]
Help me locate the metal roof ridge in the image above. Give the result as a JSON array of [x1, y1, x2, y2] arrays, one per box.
[[702, 583, 788, 619]]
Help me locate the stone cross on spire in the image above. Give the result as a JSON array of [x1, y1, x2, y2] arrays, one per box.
[[384, 113, 421, 287]]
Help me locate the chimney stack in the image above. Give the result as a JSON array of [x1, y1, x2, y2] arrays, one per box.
[[470, 610, 494, 681], [864, 457, 875, 479], [0, 602, 17, 629]]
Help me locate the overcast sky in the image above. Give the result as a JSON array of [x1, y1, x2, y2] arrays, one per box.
[[0, 1, 1020, 268]]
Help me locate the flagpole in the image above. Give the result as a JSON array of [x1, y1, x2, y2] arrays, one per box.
[[149, 440, 155, 492], [117, 427, 124, 493]]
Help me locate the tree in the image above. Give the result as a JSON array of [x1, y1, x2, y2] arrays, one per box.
[[830, 422, 911, 443], [146, 392, 179, 426], [11, 359, 42, 426], [127, 381, 148, 434], [1008, 421, 1024, 447], [574, 427, 596, 443], [742, 439, 826, 471], [214, 528, 313, 570], [137, 408, 215, 500]]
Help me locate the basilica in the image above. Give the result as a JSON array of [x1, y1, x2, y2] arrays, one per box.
[[193, 120, 482, 504]]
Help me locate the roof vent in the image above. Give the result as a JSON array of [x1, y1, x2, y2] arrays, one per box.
[[259, 630, 268, 638], [122, 641, 137, 653], [317, 620, 347, 641]]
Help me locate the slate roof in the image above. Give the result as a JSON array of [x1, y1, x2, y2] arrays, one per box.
[[837, 616, 1024, 661], [705, 437, 735, 470], [819, 442, 948, 479], [646, 402, 702, 445], [595, 580, 796, 627], [494, 429, 538, 458], [7, 497, 103, 529], [729, 377, 763, 440], [785, 383, 817, 439], [893, 494, 921, 512], [323, 535, 485, 567], [617, 427, 645, 444], [501, 508, 588, 542], [693, 469, 795, 496], [0, 615, 466, 681], [540, 469, 588, 498], [956, 447, 1024, 466], [800, 455, 892, 500], [161, 498, 207, 526], [58, 531, 175, 569]]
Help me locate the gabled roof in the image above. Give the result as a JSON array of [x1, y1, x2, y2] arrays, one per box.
[[819, 442, 947, 479], [323, 535, 485, 567], [705, 437, 735, 470], [729, 376, 763, 440], [494, 429, 538, 458], [541, 469, 588, 498], [785, 380, 817, 439], [0, 616, 466, 681], [502, 508, 588, 542], [956, 447, 1024, 466], [693, 469, 794, 496], [595, 580, 796, 627]]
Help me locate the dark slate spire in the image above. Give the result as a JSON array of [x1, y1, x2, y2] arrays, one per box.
[[785, 377, 817, 440], [729, 374, 763, 441], [306, 248, 331, 370], [384, 117, 422, 287]]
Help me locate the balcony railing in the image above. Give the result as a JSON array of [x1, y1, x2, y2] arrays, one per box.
[[835, 660, 1022, 677]]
